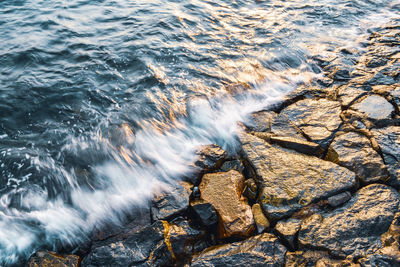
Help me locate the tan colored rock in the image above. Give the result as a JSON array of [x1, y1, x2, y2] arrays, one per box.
[[199, 170, 255, 238], [252, 203, 270, 233]]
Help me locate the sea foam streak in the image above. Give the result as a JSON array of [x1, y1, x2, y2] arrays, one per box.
[[0, 69, 306, 264]]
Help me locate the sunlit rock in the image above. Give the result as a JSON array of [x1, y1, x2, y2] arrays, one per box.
[[190, 233, 286, 267], [285, 250, 348, 267], [275, 218, 301, 250], [240, 133, 356, 220], [253, 132, 324, 157], [352, 95, 394, 126], [280, 99, 342, 148], [326, 131, 389, 183], [28, 251, 80, 267], [298, 184, 400, 258], [252, 203, 270, 234], [199, 170, 255, 238]]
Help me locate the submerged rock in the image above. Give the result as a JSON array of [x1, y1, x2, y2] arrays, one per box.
[[151, 181, 192, 221], [190, 233, 286, 267], [199, 170, 255, 238], [28, 251, 80, 267], [372, 126, 400, 187], [280, 98, 342, 147], [240, 133, 356, 220], [298, 184, 400, 258], [326, 131, 389, 183]]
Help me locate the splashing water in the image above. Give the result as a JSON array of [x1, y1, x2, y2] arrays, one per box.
[[0, 0, 399, 264]]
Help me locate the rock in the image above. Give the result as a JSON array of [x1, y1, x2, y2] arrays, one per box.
[[28, 251, 80, 267], [328, 66, 351, 81], [252, 203, 270, 233], [151, 181, 192, 221], [168, 217, 207, 262], [366, 57, 388, 68], [358, 254, 400, 267], [270, 113, 306, 140], [352, 95, 394, 126], [338, 85, 368, 108], [219, 160, 244, 173], [246, 110, 277, 132], [243, 178, 257, 201], [81, 221, 172, 267], [253, 132, 324, 157], [327, 191, 352, 207], [371, 127, 400, 187], [285, 250, 345, 267], [193, 144, 227, 173], [280, 99, 342, 148], [326, 131, 389, 183], [199, 170, 255, 238], [190, 233, 286, 267], [190, 199, 218, 227], [298, 184, 400, 258], [246, 111, 306, 140], [275, 218, 301, 250], [240, 133, 356, 220]]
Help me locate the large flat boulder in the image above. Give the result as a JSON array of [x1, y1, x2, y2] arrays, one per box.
[[298, 184, 400, 258], [327, 131, 389, 183], [199, 170, 254, 238], [280, 99, 342, 147], [190, 233, 286, 267], [240, 133, 356, 220]]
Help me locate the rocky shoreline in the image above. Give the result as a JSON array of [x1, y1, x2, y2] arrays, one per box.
[[28, 21, 400, 267]]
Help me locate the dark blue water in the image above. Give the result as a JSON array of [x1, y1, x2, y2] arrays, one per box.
[[0, 0, 399, 264]]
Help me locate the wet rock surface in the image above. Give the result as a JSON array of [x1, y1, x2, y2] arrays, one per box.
[[199, 170, 255, 238], [327, 131, 389, 183], [190, 233, 287, 267], [298, 184, 400, 258], [280, 98, 342, 147], [151, 181, 192, 221], [351, 95, 394, 126], [28, 251, 80, 267], [275, 218, 301, 250], [240, 132, 356, 220], [372, 126, 400, 187], [40, 21, 400, 267], [82, 221, 172, 267]]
